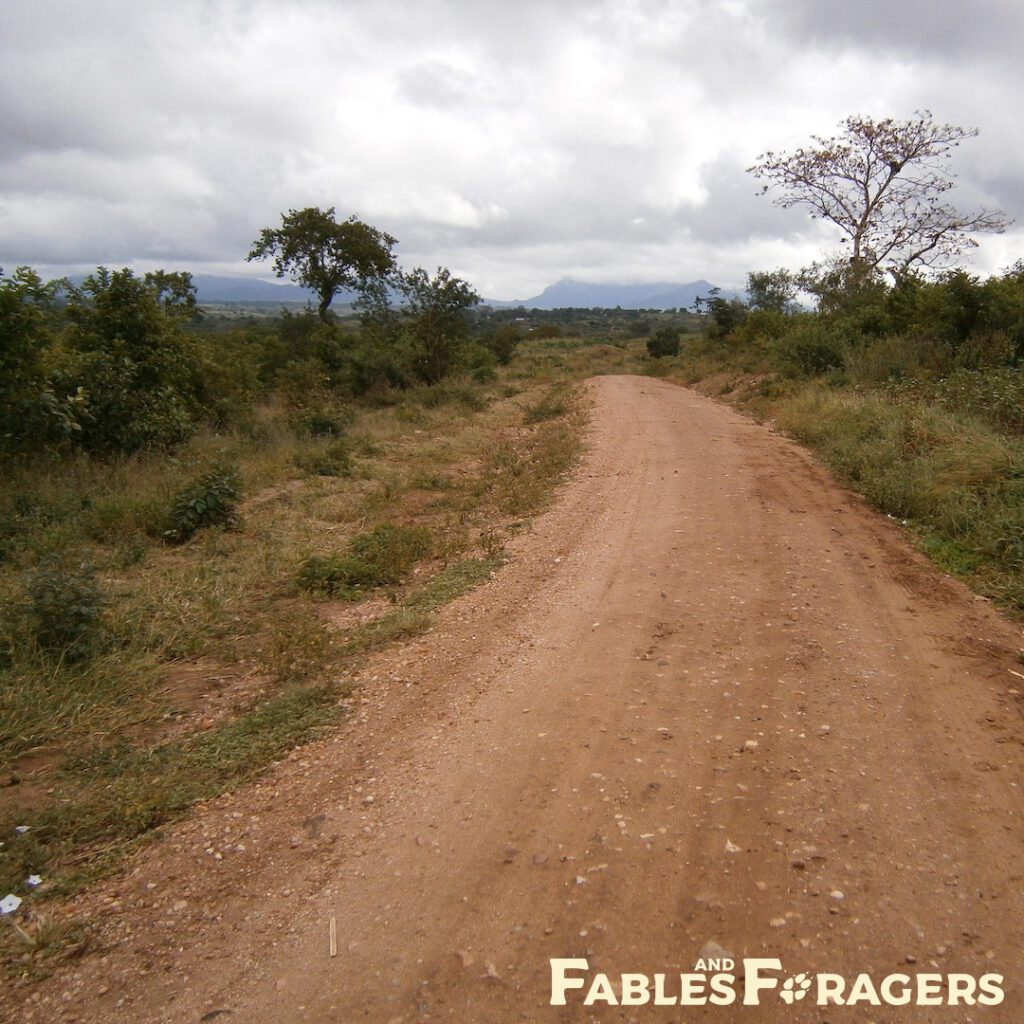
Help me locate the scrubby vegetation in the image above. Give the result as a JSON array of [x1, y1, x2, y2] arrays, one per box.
[[3, 179, 1023, 978], [0, 243, 591, 964], [666, 263, 1024, 612]]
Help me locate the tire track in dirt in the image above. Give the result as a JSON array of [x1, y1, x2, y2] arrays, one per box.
[[16, 375, 1024, 1023]]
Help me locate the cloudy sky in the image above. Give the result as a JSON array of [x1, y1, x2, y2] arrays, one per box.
[[2, 0, 1021, 299]]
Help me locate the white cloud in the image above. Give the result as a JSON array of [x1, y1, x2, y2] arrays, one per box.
[[1, 0, 1020, 297]]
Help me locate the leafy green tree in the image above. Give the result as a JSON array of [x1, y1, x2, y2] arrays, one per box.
[[646, 326, 681, 358], [400, 267, 480, 383], [695, 287, 747, 340], [746, 269, 798, 313], [749, 112, 1009, 283], [247, 207, 398, 322], [59, 268, 203, 453], [0, 267, 83, 450]]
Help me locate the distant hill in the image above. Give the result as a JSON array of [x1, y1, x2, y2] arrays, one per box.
[[512, 278, 725, 311], [58, 273, 733, 311], [190, 275, 326, 305]]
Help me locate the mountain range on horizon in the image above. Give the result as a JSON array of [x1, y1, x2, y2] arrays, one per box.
[[508, 277, 720, 310], [60, 273, 730, 311]]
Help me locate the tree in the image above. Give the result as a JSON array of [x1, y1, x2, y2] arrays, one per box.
[[646, 326, 680, 358], [746, 269, 798, 313], [694, 286, 747, 339], [247, 207, 397, 322], [60, 268, 203, 452], [400, 267, 480, 383], [0, 267, 83, 449], [748, 112, 1009, 283]]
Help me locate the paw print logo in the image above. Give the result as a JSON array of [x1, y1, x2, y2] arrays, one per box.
[[780, 973, 812, 1004]]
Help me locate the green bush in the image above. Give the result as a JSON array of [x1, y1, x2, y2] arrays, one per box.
[[482, 324, 522, 365], [298, 408, 348, 437], [844, 332, 953, 384], [773, 320, 846, 377], [20, 557, 107, 661], [408, 379, 486, 411], [59, 268, 205, 454], [531, 323, 563, 339], [164, 464, 242, 543], [936, 368, 1024, 433], [646, 327, 681, 358], [0, 268, 84, 452], [296, 554, 381, 596]]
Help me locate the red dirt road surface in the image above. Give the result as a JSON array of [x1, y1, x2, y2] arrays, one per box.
[[15, 375, 1024, 1023]]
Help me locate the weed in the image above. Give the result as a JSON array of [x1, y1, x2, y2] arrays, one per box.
[[524, 386, 571, 424], [257, 604, 335, 681], [294, 439, 353, 478], [296, 555, 382, 598], [349, 524, 432, 582], [0, 683, 346, 895], [298, 524, 432, 598], [0, 340, 586, 907], [164, 463, 242, 543], [342, 607, 434, 654], [18, 558, 107, 662], [0, 911, 95, 981], [404, 556, 503, 611]]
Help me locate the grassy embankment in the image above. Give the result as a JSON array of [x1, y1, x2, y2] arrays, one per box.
[[0, 348, 613, 975], [659, 328, 1024, 614]]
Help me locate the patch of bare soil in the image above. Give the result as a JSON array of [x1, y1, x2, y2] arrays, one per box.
[[154, 659, 273, 739], [316, 597, 395, 632]]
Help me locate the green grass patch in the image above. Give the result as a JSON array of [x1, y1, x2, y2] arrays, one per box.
[[523, 385, 572, 424], [405, 556, 504, 611], [298, 523, 432, 598], [0, 682, 346, 897]]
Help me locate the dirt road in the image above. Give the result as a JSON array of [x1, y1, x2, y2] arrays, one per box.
[[17, 375, 1024, 1022]]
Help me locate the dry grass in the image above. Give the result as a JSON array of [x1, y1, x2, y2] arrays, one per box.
[[0, 356, 589, 932]]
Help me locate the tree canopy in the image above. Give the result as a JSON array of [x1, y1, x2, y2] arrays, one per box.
[[748, 111, 1010, 283], [400, 267, 480, 383], [247, 207, 397, 321]]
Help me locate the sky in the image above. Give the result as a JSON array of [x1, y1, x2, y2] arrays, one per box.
[[2, 0, 1022, 300]]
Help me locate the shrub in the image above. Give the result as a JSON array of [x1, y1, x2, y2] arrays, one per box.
[[646, 327, 681, 358], [844, 332, 953, 384], [531, 323, 563, 339], [299, 408, 348, 437], [349, 524, 431, 583], [59, 268, 204, 454], [296, 555, 380, 596], [408, 379, 486, 411], [936, 368, 1024, 433], [400, 267, 480, 384], [773, 320, 846, 377], [482, 324, 522, 365], [21, 558, 107, 661], [164, 464, 242, 543]]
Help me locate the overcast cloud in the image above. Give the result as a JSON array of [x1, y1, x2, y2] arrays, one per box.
[[1, 0, 1021, 299]]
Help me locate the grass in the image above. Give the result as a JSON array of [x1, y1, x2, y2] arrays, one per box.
[[0, 353, 589, 965], [298, 524, 433, 598], [661, 338, 1024, 615]]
